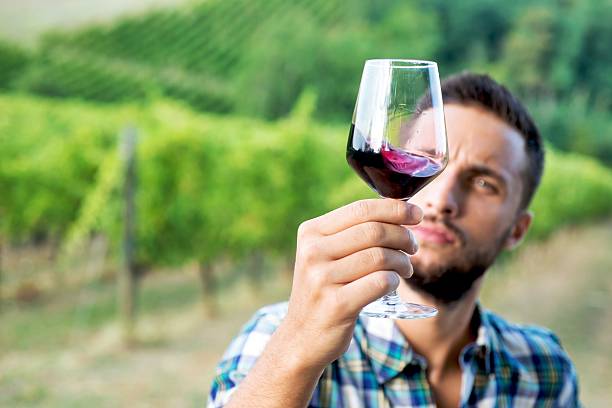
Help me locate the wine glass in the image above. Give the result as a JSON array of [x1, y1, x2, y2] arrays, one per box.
[[346, 59, 448, 319]]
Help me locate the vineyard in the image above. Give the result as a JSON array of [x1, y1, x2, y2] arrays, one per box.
[[0, 0, 610, 158], [0, 0, 611, 404], [2, 93, 612, 280]]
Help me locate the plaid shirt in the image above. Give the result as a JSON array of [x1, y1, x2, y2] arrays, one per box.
[[209, 302, 580, 407]]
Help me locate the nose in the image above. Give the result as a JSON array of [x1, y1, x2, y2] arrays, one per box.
[[422, 168, 460, 218]]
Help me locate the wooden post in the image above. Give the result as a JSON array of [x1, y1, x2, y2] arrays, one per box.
[[247, 251, 265, 296], [198, 261, 218, 318], [119, 127, 138, 344]]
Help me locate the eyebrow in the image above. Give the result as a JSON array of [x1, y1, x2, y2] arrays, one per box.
[[464, 164, 508, 186]]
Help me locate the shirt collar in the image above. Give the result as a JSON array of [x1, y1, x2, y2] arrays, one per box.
[[359, 303, 500, 384], [468, 303, 499, 373]]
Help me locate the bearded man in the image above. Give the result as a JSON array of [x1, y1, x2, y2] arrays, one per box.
[[208, 73, 580, 407]]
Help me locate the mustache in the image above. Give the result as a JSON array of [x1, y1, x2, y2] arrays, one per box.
[[423, 214, 467, 245]]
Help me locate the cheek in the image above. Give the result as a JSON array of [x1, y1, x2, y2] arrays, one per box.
[[410, 191, 430, 209], [463, 198, 514, 239]]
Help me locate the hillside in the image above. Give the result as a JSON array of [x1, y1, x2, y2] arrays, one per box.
[[0, 0, 189, 44]]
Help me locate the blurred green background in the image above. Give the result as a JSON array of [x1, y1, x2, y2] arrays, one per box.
[[0, 0, 611, 406]]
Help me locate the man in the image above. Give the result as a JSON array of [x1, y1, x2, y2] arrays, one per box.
[[208, 73, 580, 407]]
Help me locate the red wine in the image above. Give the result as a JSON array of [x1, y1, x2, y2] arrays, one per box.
[[346, 124, 442, 199]]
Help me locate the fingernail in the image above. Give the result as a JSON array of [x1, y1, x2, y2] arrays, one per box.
[[400, 251, 413, 278], [388, 272, 400, 288], [412, 233, 419, 252], [410, 204, 423, 222]]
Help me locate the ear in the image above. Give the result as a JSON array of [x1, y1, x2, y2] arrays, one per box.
[[503, 210, 532, 250]]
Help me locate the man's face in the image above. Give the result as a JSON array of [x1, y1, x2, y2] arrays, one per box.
[[406, 104, 531, 303]]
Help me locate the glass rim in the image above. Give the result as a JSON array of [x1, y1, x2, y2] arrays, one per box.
[[364, 59, 437, 69]]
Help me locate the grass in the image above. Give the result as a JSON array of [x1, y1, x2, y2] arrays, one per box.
[[0, 256, 291, 407], [1, 270, 202, 351], [1, 221, 611, 406]]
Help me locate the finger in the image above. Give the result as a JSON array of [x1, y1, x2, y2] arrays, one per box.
[[311, 199, 423, 236], [336, 271, 400, 314], [322, 222, 418, 260], [329, 247, 413, 282]]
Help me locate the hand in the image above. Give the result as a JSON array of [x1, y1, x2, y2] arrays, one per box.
[[281, 199, 422, 372]]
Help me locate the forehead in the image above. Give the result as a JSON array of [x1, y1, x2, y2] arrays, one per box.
[[425, 104, 528, 178]]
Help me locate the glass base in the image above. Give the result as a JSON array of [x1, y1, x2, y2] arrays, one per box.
[[360, 293, 438, 320]]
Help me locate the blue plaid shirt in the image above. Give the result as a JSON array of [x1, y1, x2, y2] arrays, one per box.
[[209, 302, 580, 407]]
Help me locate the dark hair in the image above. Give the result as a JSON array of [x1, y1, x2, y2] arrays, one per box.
[[417, 72, 544, 210]]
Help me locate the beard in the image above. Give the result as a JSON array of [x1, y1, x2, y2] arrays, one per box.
[[407, 224, 511, 305]]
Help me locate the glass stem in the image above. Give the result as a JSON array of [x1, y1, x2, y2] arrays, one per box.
[[381, 290, 400, 305]]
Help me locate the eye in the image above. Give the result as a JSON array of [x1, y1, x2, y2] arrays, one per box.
[[474, 177, 499, 194]]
